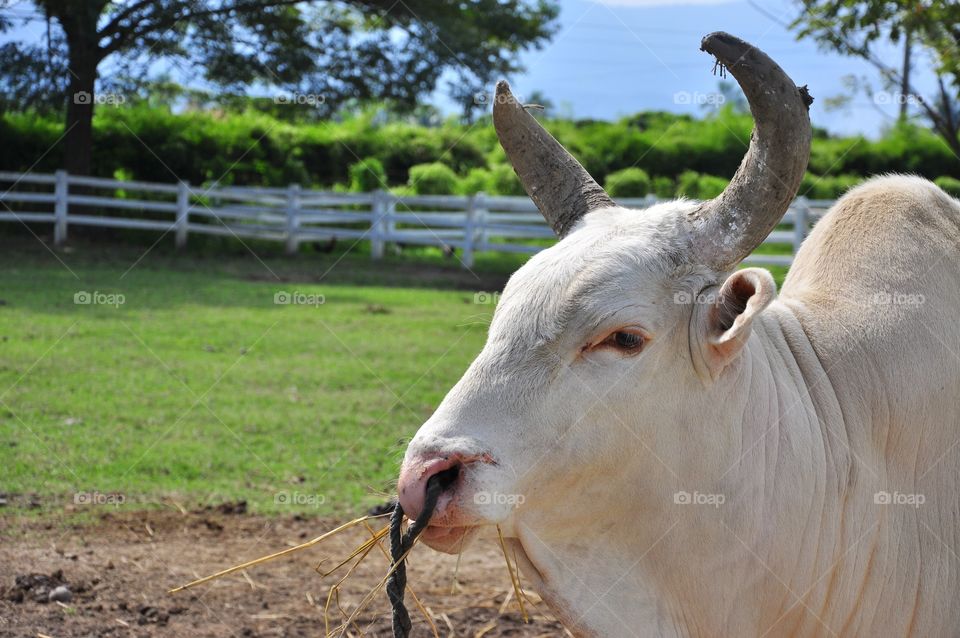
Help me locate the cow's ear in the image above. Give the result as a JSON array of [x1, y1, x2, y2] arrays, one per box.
[[693, 268, 777, 379]]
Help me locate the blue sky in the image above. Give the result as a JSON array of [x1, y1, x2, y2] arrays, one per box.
[[2, 0, 932, 138], [436, 0, 934, 138]]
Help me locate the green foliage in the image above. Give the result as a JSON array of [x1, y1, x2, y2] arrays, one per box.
[[408, 162, 459, 195], [458, 168, 492, 195], [348, 157, 386, 192], [800, 172, 862, 199], [2, 0, 559, 174], [604, 167, 651, 197], [389, 184, 416, 197], [2, 104, 959, 191], [0, 112, 63, 173], [1, 1, 559, 119], [652, 176, 675, 198], [454, 165, 524, 196], [790, 1, 960, 157], [935, 176, 960, 198], [487, 164, 525, 196], [675, 171, 729, 199], [675, 171, 700, 198], [696, 174, 729, 198], [809, 123, 958, 180]]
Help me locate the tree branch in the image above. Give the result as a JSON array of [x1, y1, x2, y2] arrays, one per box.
[[99, 0, 307, 56], [98, 0, 157, 41]]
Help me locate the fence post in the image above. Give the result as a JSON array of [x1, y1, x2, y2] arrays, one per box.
[[793, 196, 809, 258], [385, 195, 396, 253], [462, 194, 477, 268], [463, 192, 486, 268], [477, 193, 489, 253], [370, 190, 387, 259], [175, 180, 189, 249], [285, 183, 301, 255], [53, 169, 68, 246]]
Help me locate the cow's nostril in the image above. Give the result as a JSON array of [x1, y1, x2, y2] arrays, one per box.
[[397, 456, 466, 520], [432, 464, 461, 492]]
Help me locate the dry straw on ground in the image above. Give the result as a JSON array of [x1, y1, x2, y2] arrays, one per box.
[[168, 513, 538, 636]]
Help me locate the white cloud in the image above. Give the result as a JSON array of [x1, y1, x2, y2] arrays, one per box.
[[590, 0, 739, 7]]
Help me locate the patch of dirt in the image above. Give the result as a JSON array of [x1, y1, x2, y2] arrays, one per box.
[[0, 510, 567, 637]]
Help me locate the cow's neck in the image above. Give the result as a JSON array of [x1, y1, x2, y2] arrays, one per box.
[[516, 299, 857, 637]]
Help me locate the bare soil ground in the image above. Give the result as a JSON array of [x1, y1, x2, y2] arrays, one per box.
[[0, 508, 567, 637]]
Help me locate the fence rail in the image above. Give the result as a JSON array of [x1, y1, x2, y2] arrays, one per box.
[[0, 170, 835, 268]]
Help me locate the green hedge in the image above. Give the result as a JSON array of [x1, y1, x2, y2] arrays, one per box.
[[935, 176, 960, 198], [348, 157, 387, 192], [407, 162, 459, 195], [605, 168, 651, 197], [3, 104, 959, 196], [675, 170, 729, 199], [800, 173, 862, 199]]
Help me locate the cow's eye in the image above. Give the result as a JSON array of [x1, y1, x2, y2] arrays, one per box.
[[613, 331, 643, 350], [592, 329, 646, 354]]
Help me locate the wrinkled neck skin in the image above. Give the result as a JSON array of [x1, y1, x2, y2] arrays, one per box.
[[505, 300, 855, 638]]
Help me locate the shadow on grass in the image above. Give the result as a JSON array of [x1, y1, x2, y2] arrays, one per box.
[[0, 228, 527, 314], [0, 225, 792, 317]]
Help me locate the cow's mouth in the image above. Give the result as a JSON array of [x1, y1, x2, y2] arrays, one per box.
[[419, 524, 479, 553], [397, 451, 503, 554], [417, 465, 480, 553]]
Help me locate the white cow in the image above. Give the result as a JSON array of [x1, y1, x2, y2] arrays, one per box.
[[397, 32, 960, 637]]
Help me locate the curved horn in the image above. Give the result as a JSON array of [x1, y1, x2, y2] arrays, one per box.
[[493, 80, 615, 237], [691, 32, 813, 270]]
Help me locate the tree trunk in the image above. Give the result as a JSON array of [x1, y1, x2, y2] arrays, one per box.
[[63, 54, 97, 176], [49, 0, 106, 176], [899, 28, 912, 122], [935, 78, 960, 163]]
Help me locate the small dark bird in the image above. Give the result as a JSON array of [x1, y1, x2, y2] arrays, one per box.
[[311, 237, 338, 253]]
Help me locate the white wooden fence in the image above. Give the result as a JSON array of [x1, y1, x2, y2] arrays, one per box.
[[0, 170, 834, 267]]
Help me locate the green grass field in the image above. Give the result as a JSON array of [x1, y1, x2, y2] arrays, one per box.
[[0, 232, 789, 518], [0, 235, 528, 518]]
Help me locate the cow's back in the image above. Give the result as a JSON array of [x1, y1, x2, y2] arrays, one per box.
[[780, 175, 960, 635], [784, 175, 960, 309], [781, 175, 960, 395], [782, 173, 960, 438]]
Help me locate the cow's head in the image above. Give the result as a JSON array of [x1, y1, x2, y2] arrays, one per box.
[[397, 32, 811, 577]]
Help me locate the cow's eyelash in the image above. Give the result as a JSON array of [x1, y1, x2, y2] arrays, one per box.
[[584, 329, 648, 355]]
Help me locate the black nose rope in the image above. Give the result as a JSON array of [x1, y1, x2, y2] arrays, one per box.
[[387, 474, 444, 637]]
